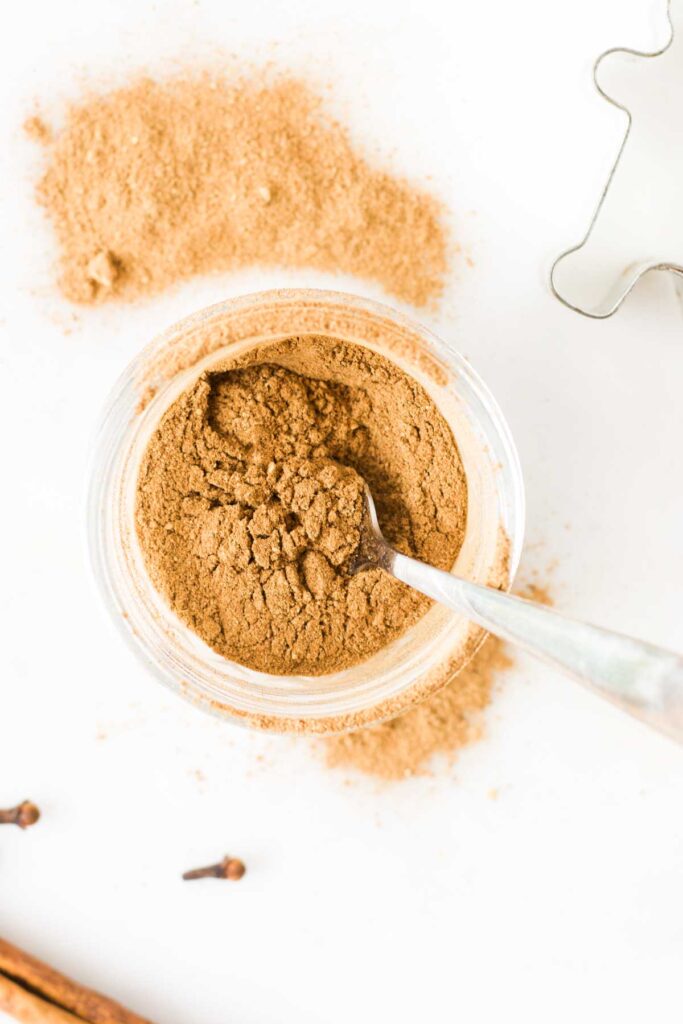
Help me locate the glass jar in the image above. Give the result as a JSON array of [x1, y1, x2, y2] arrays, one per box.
[[88, 289, 524, 734]]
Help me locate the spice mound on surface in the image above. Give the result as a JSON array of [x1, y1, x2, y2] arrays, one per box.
[[29, 73, 448, 307], [135, 334, 467, 676], [324, 635, 513, 779]]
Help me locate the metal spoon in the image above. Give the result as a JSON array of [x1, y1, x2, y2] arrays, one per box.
[[349, 484, 683, 744]]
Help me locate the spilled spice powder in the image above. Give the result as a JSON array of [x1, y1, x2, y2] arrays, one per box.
[[135, 334, 467, 675], [324, 636, 513, 779], [323, 578, 554, 778], [28, 73, 448, 307], [516, 581, 553, 607]]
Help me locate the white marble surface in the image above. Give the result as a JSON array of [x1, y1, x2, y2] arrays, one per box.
[[1, 1, 681, 1021]]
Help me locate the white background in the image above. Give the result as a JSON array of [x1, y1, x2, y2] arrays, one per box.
[[1, 1, 682, 1022]]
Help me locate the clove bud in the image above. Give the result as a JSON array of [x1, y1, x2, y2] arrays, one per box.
[[182, 856, 246, 881], [0, 801, 40, 829]]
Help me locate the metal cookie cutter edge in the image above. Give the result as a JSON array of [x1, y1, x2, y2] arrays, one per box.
[[550, 0, 682, 319]]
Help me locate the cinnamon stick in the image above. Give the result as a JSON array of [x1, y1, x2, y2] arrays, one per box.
[[0, 974, 82, 1024], [0, 939, 155, 1024]]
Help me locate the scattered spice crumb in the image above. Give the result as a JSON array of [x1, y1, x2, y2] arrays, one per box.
[[23, 114, 51, 143], [487, 787, 499, 801], [516, 581, 554, 606], [43, 307, 81, 337], [28, 71, 449, 308], [86, 250, 119, 290]]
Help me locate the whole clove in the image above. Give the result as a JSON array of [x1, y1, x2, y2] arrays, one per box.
[[182, 856, 246, 881], [0, 801, 40, 829]]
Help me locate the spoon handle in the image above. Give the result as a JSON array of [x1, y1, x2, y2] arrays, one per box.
[[391, 553, 683, 743]]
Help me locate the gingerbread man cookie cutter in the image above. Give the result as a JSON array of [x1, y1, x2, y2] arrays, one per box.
[[551, 0, 683, 318]]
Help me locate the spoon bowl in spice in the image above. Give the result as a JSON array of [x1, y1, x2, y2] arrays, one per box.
[[351, 484, 683, 744]]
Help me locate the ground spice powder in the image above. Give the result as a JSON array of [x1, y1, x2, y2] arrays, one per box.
[[324, 636, 513, 779], [323, 580, 553, 778], [29, 73, 448, 307], [135, 333, 467, 675]]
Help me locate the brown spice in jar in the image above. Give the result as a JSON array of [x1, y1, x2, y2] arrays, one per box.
[[28, 73, 448, 308], [135, 334, 467, 675]]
